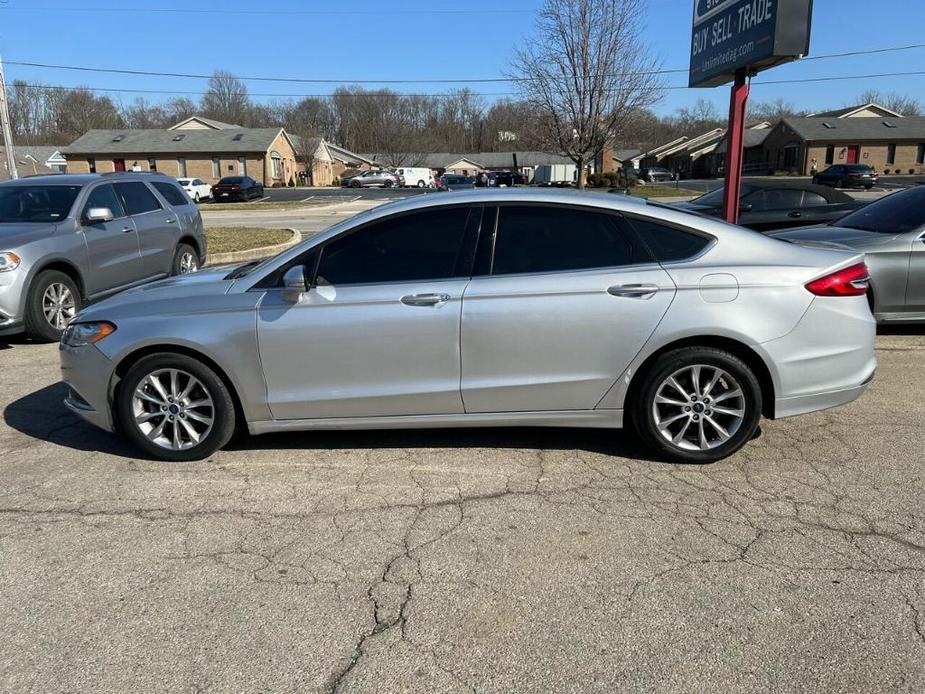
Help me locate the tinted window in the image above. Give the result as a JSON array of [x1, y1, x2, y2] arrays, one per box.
[[691, 185, 754, 207], [82, 184, 124, 219], [745, 189, 804, 211], [114, 182, 161, 215], [0, 185, 81, 223], [491, 205, 644, 275], [835, 187, 925, 234], [152, 181, 189, 206], [316, 207, 470, 285], [802, 191, 828, 207], [628, 217, 711, 262], [219, 177, 244, 184], [846, 165, 874, 172]]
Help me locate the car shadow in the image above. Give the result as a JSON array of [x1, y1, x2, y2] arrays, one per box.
[[878, 324, 925, 336], [5, 383, 669, 463]]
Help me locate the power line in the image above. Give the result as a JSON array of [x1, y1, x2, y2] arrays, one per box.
[[0, 4, 534, 15], [4, 43, 925, 86]]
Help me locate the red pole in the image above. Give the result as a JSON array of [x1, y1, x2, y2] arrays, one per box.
[[722, 70, 750, 223]]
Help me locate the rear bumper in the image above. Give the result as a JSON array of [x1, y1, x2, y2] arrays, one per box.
[[774, 368, 874, 418]]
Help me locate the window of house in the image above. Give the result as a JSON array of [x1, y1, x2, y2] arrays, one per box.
[[151, 181, 189, 206], [212, 158, 221, 177], [271, 152, 282, 178], [918, 144, 925, 165], [887, 143, 896, 165], [82, 184, 125, 219], [148, 158, 157, 172], [114, 181, 162, 215], [87, 158, 96, 173], [178, 158, 187, 177], [627, 217, 711, 263], [825, 145, 834, 165], [316, 207, 471, 285], [491, 205, 647, 276]]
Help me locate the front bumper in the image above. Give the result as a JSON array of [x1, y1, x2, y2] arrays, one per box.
[[0, 317, 23, 337], [60, 341, 117, 432]]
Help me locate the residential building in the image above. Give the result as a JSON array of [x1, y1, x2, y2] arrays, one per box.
[[361, 151, 576, 182], [0, 146, 68, 180]]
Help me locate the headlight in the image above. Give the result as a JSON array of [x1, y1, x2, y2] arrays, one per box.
[[61, 321, 116, 348], [0, 252, 21, 272]]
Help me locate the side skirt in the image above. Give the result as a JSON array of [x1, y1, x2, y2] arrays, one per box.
[[248, 409, 623, 435]]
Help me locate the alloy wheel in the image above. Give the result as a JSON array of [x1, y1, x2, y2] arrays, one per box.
[[178, 252, 198, 274], [131, 368, 215, 451], [651, 364, 746, 451], [42, 282, 76, 330]]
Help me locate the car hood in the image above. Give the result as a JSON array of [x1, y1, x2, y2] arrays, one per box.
[[0, 222, 58, 246], [75, 265, 240, 321], [769, 225, 900, 248]]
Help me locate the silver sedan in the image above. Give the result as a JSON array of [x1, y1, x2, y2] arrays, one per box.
[[771, 185, 925, 323], [59, 190, 876, 463]]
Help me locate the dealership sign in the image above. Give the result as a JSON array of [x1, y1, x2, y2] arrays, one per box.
[[689, 0, 813, 87]]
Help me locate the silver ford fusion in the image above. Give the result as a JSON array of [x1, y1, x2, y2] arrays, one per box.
[[60, 190, 876, 464], [771, 185, 925, 323]]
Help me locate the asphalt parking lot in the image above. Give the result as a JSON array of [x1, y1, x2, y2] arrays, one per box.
[[1, 328, 924, 692]]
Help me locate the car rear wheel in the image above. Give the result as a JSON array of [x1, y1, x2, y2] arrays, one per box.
[[631, 347, 762, 464], [172, 244, 199, 275], [351, 180, 361, 188], [116, 353, 236, 461], [417, 180, 426, 188], [24, 269, 82, 342], [384, 180, 393, 188]]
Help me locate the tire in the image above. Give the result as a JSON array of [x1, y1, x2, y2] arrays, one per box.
[[351, 180, 360, 188], [629, 347, 762, 464], [172, 243, 199, 275], [864, 184, 872, 190], [193, 192, 200, 203], [417, 180, 426, 188], [24, 269, 82, 342], [116, 353, 236, 461], [384, 180, 393, 188]]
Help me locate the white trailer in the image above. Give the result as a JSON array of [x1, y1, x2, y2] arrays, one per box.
[[532, 163, 577, 186]]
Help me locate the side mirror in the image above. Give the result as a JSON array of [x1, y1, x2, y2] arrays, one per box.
[[280, 265, 308, 303], [84, 207, 114, 224], [739, 202, 753, 213]]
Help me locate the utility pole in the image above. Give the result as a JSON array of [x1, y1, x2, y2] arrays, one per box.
[[0, 55, 18, 180]]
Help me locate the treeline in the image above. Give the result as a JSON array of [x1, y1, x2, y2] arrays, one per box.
[[6, 71, 922, 158]]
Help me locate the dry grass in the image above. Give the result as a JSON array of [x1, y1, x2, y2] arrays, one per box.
[[628, 185, 698, 197], [204, 227, 292, 254], [202, 199, 326, 211]]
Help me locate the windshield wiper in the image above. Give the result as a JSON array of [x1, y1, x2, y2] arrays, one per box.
[[225, 260, 260, 280]]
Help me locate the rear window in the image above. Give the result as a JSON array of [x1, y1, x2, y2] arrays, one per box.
[[151, 181, 189, 206], [846, 165, 874, 172], [627, 216, 712, 262], [835, 186, 925, 234], [0, 185, 81, 223], [219, 177, 244, 184]]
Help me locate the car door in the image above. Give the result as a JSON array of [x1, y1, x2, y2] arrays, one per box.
[[114, 181, 176, 279], [906, 228, 925, 312], [78, 182, 144, 295], [256, 205, 480, 420], [460, 204, 676, 413], [740, 188, 806, 231]]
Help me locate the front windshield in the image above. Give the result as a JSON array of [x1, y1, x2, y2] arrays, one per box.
[[0, 185, 81, 223], [835, 187, 925, 234]]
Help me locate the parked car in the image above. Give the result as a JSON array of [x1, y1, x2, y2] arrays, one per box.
[[176, 177, 212, 202], [487, 171, 518, 187], [672, 181, 865, 232], [438, 174, 476, 191], [0, 172, 205, 341], [770, 186, 925, 323], [60, 190, 874, 464], [343, 170, 401, 188], [212, 176, 264, 202], [812, 164, 879, 190], [395, 167, 435, 188], [641, 166, 674, 183]]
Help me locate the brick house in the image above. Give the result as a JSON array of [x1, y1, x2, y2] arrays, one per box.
[[1, 145, 68, 180], [763, 103, 925, 175]]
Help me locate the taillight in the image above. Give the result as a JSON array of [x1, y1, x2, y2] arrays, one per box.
[[805, 262, 870, 297]]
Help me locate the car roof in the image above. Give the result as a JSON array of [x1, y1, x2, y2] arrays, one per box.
[[0, 172, 176, 187]]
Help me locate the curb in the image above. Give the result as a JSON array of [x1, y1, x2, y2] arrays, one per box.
[[205, 228, 301, 266]]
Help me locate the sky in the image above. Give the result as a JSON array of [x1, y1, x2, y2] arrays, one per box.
[[0, 0, 924, 118]]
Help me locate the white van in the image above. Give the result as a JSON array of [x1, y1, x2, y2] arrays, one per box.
[[396, 167, 435, 188]]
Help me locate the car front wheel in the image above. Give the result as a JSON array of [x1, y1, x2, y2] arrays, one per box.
[[172, 244, 199, 275], [24, 269, 82, 342], [116, 353, 236, 461], [631, 347, 762, 464]]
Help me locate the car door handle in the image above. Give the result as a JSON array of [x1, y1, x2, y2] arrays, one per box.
[[401, 293, 450, 306], [121, 226, 134, 233], [165, 217, 177, 224], [607, 283, 659, 299], [787, 210, 802, 218]]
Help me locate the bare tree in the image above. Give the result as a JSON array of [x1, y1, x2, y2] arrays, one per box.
[[748, 97, 806, 122], [510, 0, 662, 188], [201, 70, 251, 125], [856, 89, 921, 116]]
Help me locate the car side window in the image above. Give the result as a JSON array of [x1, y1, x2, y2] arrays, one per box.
[[114, 182, 162, 215], [746, 189, 804, 211], [193, 179, 204, 186], [626, 216, 712, 263], [82, 184, 125, 219], [316, 207, 471, 285], [802, 191, 828, 207], [490, 205, 648, 275], [151, 181, 189, 207]]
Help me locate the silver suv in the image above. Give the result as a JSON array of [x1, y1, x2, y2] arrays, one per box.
[[0, 172, 206, 341]]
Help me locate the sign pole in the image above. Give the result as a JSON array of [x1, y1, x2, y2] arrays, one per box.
[[721, 69, 749, 224], [0, 56, 18, 180]]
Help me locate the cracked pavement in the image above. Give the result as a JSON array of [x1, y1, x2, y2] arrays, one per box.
[[0, 330, 923, 692]]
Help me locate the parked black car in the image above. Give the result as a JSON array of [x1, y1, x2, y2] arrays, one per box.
[[211, 176, 265, 202], [672, 180, 865, 232], [812, 164, 879, 190], [640, 166, 673, 183], [438, 174, 476, 191]]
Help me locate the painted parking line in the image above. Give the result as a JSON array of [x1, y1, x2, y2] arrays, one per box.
[[258, 196, 271, 202], [300, 195, 315, 202]]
